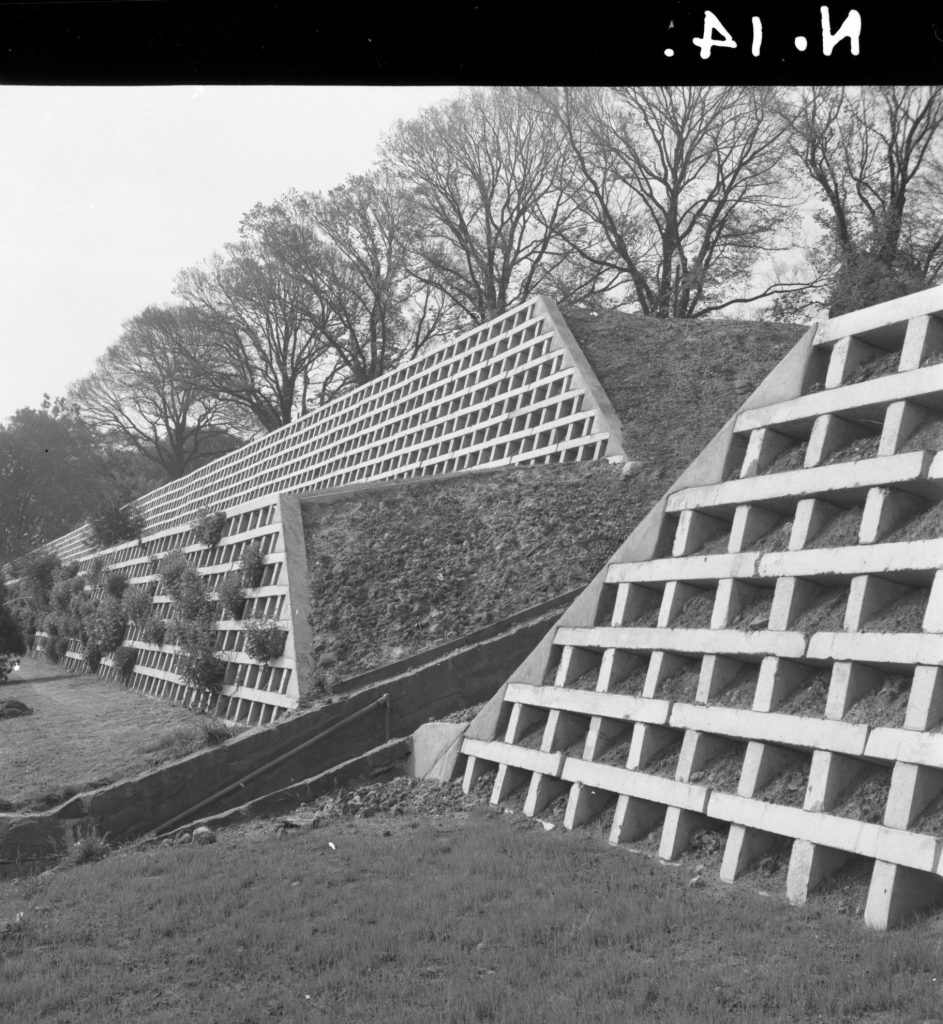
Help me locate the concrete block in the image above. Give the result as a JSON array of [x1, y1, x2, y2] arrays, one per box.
[[554, 645, 599, 688], [922, 570, 943, 633], [786, 839, 850, 904], [627, 723, 678, 771], [804, 749, 869, 813], [865, 860, 943, 929], [609, 794, 665, 845], [805, 414, 873, 468], [738, 740, 804, 798], [612, 584, 661, 627], [879, 400, 927, 456], [905, 665, 943, 731], [672, 510, 728, 557], [728, 505, 783, 554], [408, 722, 467, 781], [597, 648, 646, 692], [769, 576, 819, 630], [711, 579, 765, 629], [491, 762, 530, 804], [752, 656, 810, 712], [696, 655, 744, 703], [739, 427, 795, 478], [676, 730, 733, 782], [825, 661, 885, 719], [582, 715, 631, 762], [825, 335, 887, 389], [643, 650, 693, 698], [720, 824, 782, 882], [658, 580, 710, 627], [524, 772, 569, 817], [564, 781, 615, 829], [898, 313, 943, 371], [504, 702, 545, 744], [659, 806, 712, 861], [462, 755, 489, 794], [859, 488, 929, 544], [540, 709, 586, 754], [884, 762, 943, 831]]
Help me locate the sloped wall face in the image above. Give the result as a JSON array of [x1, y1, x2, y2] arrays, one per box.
[[461, 284, 943, 931], [23, 298, 624, 723], [40, 296, 624, 565]]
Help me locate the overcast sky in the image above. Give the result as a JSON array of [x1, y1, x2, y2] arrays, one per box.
[[0, 85, 459, 423]]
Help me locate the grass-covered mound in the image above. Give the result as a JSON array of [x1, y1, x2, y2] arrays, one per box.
[[564, 308, 804, 484], [303, 313, 806, 690]]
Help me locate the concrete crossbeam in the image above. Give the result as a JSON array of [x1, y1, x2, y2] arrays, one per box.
[[807, 632, 943, 666], [463, 738, 565, 778], [554, 625, 807, 660], [865, 726, 943, 768], [504, 681, 671, 727], [560, 757, 711, 813], [813, 287, 943, 346]]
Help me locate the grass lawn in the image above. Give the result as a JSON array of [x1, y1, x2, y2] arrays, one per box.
[[0, 657, 228, 811], [1, 799, 941, 1024]]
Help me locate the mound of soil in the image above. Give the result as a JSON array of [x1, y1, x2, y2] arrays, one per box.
[[0, 699, 33, 720]]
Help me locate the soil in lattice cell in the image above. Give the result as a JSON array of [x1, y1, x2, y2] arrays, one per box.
[[886, 498, 943, 542], [729, 591, 775, 629], [778, 670, 831, 718], [913, 791, 943, 837], [656, 668, 700, 702], [806, 506, 862, 549], [810, 855, 872, 919], [567, 667, 601, 691], [557, 733, 588, 756], [748, 518, 793, 553], [539, 791, 570, 827], [761, 442, 807, 475], [846, 348, 901, 384], [677, 824, 728, 873], [647, 738, 684, 779], [693, 530, 731, 555], [832, 765, 892, 825], [500, 786, 529, 814], [711, 664, 759, 709], [516, 722, 546, 750], [901, 413, 943, 454], [606, 665, 649, 696], [598, 734, 633, 767], [670, 594, 716, 629], [921, 347, 943, 368], [755, 759, 810, 808], [862, 588, 930, 632], [689, 746, 744, 793], [822, 434, 881, 466], [627, 605, 661, 628], [791, 587, 848, 633], [842, 674, 911, 727], [740, 834, 792, 884]]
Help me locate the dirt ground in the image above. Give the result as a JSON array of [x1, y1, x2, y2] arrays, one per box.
[[0, 658, 217, 811]]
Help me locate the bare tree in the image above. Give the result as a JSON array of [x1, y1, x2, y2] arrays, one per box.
[[384, 87, 607, 322], [268, 175, 450, 403], [543, 86, 806, 318], [175, 205, 331, 431], [70, 306, 243, 481], [779, 86, 943, 314]]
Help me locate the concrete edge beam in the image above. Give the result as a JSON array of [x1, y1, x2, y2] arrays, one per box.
[[504, 681, 671, 726]]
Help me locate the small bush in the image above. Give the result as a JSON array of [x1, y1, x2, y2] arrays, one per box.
[[85, 556, 105, 588], [141, 616, 167, 646], [103, 573, 128, 600], [173, 569, 211, 622], [84, 640, 102, 674], [69, 830, 110, 866], [157, 550, 189, 599], [122, 586, 152, 623], [239, 541, 265, 589], [216, 573, 246, 620], [89, 502, 146, 548], [191, 508, 227, 547], [112, 645, 138, 682], [47, 636, 69, 664], [90, 597, 127, 654], [242, 617, 287, 662], [179, 628, 226, 693]]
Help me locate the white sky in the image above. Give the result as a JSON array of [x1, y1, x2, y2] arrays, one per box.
[[0, 85, 460, 422]]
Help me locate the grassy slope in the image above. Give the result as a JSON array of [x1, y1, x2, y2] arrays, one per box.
[[1, 794, 939, 1024], [304, 313, 804, 687]]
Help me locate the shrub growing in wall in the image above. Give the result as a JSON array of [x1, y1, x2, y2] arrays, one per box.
[[103, 572, 128, 600], [178, 627, 226, 693], [90, 597, 128, 654], [112, 645, 138, 683], [239, 541, 265, 589], [216, 573, 246, 620], [157, 549, 189, 599], [122, 586, 153, 623], [84, 639, 102, 674], [89, 501, 146, 548], [85, 556, 105, 588], [141, 616, 166, 646], [191, 507, 227, 547], [242, 617, 287, 662]]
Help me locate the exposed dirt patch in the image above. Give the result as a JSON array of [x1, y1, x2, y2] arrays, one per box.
[[778, 671, 831, 717], [831, 766, 892, 825], [806, 505, 862, 548], [567, 667, 601, 691], [748, 518, 793, 553], [761, 442, 807, 475], [845, 348, 901, 384], [627, 605, 661, 627], [670, 593, 716, 629], [656, 668, 700, 702], [689, 745, 745, 792], [712, 664, 759, 708], [606, 664, 649, 695], [729, 591, 775, 629], [861, 588, 929, 632], [792, 587, 848, 633], [886, 498, 943, 542], [598, 735, 634, 766], [695, 530, 732, 555], [755, 758, 811, 807], [648, 738, 685, 778], [842, 675, 910, 727], [913, 791, 943, 836], [822, 434, 882, 466], [900, 413, 943, 452]]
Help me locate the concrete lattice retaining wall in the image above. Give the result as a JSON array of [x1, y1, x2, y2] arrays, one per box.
[[460, 284, 943, 930]]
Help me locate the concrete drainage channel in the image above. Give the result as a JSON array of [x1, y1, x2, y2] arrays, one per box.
[[0, 592, 571, 878]]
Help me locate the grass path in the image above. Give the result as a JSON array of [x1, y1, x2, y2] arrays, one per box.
[[0, 657, 214, 810], [1, 805, 942, 1023]]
